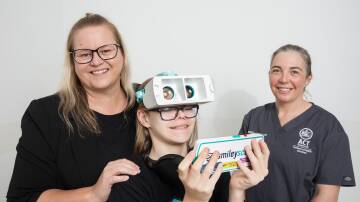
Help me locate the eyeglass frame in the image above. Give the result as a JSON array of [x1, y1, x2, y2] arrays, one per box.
[[70, 44, 122, 64], [147, 104, 199, 121]]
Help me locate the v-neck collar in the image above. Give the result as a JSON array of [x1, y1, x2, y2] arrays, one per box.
[[271, 102, 316, 132]]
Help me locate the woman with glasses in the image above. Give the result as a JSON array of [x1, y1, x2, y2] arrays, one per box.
[[7, 13, 140, 202], [108, 75, 270, 202]]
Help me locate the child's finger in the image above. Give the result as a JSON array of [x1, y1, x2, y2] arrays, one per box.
[[237, 160, 252, 177], [192, 148, 210, 172], [209, 162, 223, 185], [251, 140, 263, 159], [244, 145, 260, 171], [178, 150, 196, 178], [259, 140, 270, 163], [203, 151, 219, 178]]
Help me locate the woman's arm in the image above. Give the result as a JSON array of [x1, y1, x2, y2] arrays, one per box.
[[7, 101, 140, 202], [7, 106, 59, 201], [310, 184, 340, 202], [38, 188, 95, 202], [38, 158, 140, 202]]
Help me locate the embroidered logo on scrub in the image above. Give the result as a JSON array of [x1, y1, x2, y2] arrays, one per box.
[[292, 128, 313, 154]]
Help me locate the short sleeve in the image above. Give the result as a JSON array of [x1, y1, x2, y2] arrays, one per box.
[[239, 113, 250, 135], [7, 101, 58, 202], [315, 120, 356, 186]]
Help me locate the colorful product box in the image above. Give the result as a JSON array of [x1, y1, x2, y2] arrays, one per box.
[[194, 133, 265, 172]]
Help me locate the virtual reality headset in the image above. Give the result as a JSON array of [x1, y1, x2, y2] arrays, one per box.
[[137, 74, 215, 109]]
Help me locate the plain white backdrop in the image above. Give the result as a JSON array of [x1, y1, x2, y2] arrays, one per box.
[[1, 0, 359, 200]]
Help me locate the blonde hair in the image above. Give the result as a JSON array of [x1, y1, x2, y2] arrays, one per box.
[[58, 13, 135, 135], [134, 79, 198, 155]]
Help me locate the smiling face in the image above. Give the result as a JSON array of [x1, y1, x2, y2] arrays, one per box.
[[137, 106, 196, 150], [72, 24, 124, 93], [269, 51, 312, 105]]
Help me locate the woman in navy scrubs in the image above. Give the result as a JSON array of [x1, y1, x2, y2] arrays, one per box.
[[240, 44, 355, 202]]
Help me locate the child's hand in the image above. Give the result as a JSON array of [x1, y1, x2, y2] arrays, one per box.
[[178, 148, 223, 202], [229, 140, 270, 201]]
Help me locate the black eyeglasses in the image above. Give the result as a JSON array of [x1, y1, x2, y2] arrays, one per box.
[[70, 44, 121, 64], [149, 105, 199, 121]]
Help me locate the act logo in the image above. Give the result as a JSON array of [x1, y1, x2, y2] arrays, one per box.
[[292, 128, 313, 154], [298, 128, 313, 147], [299, 128, 313, 140]]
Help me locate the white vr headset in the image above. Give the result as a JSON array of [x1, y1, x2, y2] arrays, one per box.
[[137, 74, 215, 109]]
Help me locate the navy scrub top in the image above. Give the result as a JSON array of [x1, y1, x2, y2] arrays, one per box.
[[239, 103, 355, 202]]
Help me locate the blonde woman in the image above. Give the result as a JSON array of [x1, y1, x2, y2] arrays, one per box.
[[7, 13, 139, 202]]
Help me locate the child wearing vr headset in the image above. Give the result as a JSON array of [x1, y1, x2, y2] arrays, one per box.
[[109, 72, 269, 202]]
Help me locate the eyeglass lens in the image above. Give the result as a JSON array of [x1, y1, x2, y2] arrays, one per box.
[[72, 44, 119, 64], [158, 105, 198, 121]]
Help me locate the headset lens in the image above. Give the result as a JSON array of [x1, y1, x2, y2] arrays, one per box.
[[163, 86, 175, 100], [185, 85, 194, 98]]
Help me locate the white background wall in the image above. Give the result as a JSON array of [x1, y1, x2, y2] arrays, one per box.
[[1, 0, 359, 200]]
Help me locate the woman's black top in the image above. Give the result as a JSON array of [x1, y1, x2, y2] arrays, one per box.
[[7, 94, 137, 202]]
